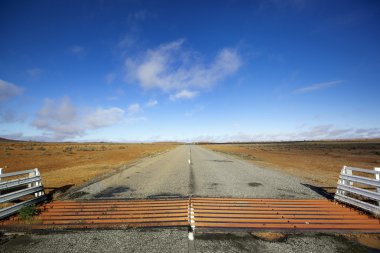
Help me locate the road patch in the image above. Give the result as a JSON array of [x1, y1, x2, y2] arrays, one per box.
[[248, 182, 263, 187]]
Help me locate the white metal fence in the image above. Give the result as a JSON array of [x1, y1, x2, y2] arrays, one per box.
[[0, 168, 46, 219], [335, 166, 380, 215]]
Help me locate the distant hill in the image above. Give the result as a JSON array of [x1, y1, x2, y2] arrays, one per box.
[[0, 137, 21, 142]]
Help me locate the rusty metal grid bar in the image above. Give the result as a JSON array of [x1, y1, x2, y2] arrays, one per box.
[[2, 197, 380, 232], [191, 198, 380, 232], [1, 198, 190, 230]]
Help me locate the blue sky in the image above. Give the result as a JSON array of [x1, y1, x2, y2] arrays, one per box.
[[1, 0, 379, 142]]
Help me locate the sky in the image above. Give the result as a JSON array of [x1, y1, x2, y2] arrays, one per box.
[[0, 0, 380, 142]]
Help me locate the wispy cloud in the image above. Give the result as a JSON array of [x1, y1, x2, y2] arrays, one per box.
[[105, 72, 116, 85], [26, 68, 43, 78], [32, 96, 125, 140], [128, 10, 148, 24], [118, 10, 150, 51], [185, 105, 205, 117], [68, 46, 86, 57], [127, 103, 141, 115], [127, 9, 149, 31], [145, 99, 158, 107], [0, 79, 24, 101], [84, 107, 125, 129], [125, 116, 147, 124], [293, 80, 343, 94], [107, 96, 119, 101], [106, 89, 124, 101], [118, 34, 137, 49], [125, 39, 241, 100], [170, 90, 198, 101], [185, 125, 380, 143]]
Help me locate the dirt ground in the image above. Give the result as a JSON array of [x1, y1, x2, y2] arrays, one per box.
[[0, 141, 177, 195], [203, 140, 380, 194]]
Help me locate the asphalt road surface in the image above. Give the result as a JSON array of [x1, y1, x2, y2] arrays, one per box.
[[1, 145, 376, 253], [70, 145, 321, 199]]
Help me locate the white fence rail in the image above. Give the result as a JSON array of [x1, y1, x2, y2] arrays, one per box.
[[0, 168, 46, 219], [335, 166, 380, 215]]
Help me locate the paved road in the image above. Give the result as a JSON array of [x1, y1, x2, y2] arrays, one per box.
[[71, 145, 320, 199], [1, 145, 375, 253], [74, 144, 190, 199], [190, 145, 319, 198]]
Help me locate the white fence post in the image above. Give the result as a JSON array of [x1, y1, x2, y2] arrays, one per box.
[[0, 168, 46, 219], [28, 170, 34, 189], [335, 165, 380, 216], [336, 166, 344, 196], [375, 167, 380, 206], [34, 168, 43, 197], [346, 167, 353, 186]]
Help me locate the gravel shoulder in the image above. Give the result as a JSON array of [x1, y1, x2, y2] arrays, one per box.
[[194, 232, 377, 253], [1, 230, 378, 253], [0, 229, 189, 253]]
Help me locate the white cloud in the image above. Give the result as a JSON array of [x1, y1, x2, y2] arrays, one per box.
[[170, 90, 198, 101], [294, 80, 343, 94], [145, 99, 158, 107], [125, 39, 241, 100], [127, 103, 141, 114], [0, 79, 24, 101], [85, 107, 125, 129], [32, 96, 125, 140], [32, 97, 83, 140], [186, 125, 380, 142], [354, 128, 380, 138]]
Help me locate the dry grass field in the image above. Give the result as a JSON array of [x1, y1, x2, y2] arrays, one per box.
[[203, 140, 380, 193], [0, 141, 177, 196]]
